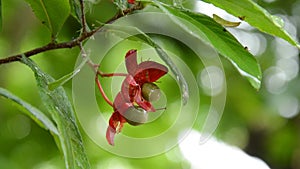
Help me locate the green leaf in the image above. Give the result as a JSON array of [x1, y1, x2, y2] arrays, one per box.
[[102, 23, 189, 104], [48, 56, 88, 90], [0, 87, 58, 135], [203, 0, 300, 49], [25, 0, 70, 37], [20, 56, 90, 169], [154, 2, 262, 89]]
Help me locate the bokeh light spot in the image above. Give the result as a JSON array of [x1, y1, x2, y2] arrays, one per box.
[[199, 66, 224, 96], [277, 96, 299, 119]]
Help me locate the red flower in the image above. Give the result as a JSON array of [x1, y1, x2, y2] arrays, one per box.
[[98, 49, 168, 145], [122, 50, 168, 111]]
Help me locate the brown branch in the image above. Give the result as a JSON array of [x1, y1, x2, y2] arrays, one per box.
[[0, 29, 98, 64], [79, 0, 87, 34], [0, 3, 143, 65]]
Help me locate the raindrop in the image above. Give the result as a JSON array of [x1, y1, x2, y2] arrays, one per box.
[[173, 0, 183, 7], [176, 75, 180, 81], [271, 15, 284, 28], [74, 69, 81, 75], [55, 106, 60, 111]]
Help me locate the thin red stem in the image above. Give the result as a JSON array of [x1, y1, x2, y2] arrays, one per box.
[[95, 72, 113, 107]]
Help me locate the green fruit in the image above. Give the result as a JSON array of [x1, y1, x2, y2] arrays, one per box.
[[123, 106, 148, 126], [142, 83, 161, 102]]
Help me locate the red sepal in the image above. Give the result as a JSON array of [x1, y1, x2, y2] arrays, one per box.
[[134, 61, 168, 84], [125, 49, 138, 75]]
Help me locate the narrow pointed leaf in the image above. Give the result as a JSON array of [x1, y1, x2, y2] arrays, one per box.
[[0, 87, 58, 135], [69, 0, 81, 22], [25, 0, 70, 37], [154, 3, 261, 89], [203, 0, 300, 49], [20, 56, 90, 169], [102, 24, 189, 104]]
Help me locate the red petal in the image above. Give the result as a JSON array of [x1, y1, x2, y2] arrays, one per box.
[[108, 112, 123, 130], [113, 93, 133, 116], [106, 126, 116, 145], [121, 75, 139, 102], [134, 61, 168, 84], [106, 111, 126, 145], [125, 49, 138, 75]]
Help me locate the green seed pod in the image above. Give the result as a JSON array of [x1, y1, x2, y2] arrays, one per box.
[[142, 82, 161, 102], [213, 14, 241, 27], [123, 106, 148, 126]]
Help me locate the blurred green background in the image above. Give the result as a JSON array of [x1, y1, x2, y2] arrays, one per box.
[[0, 0, 300, 169]]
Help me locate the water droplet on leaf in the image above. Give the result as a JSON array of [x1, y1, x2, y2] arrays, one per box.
[[271, 15, 284, 28]]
